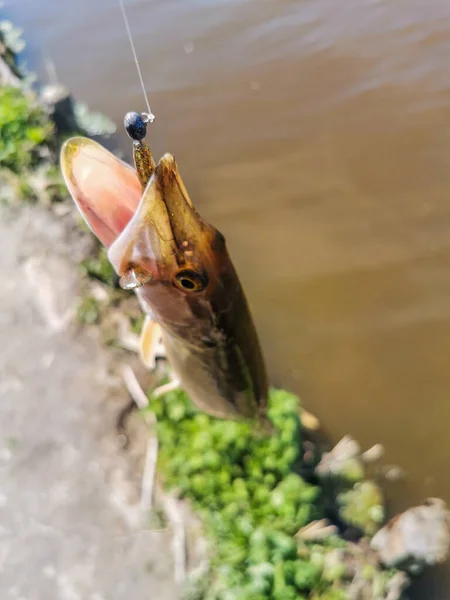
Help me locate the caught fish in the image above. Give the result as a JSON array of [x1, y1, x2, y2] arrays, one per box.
[[60, 112, 269, 423]]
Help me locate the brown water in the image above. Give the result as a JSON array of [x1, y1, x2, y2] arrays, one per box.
[[7, 0, 450, 595]]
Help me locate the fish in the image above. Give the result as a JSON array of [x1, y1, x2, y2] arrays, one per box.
[[60, 116, 269, 423]]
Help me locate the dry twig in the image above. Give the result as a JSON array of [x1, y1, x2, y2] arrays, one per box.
[[121, 365, 157, 512]]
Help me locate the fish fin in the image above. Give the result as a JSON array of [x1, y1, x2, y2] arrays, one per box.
[[139, 316, 165, 370]]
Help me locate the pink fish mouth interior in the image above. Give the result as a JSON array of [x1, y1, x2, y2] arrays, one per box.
[[61, 137, 207, 281], [61, 138, 143, 248]]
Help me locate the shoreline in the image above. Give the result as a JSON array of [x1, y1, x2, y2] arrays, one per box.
[[1, 21, 449, 600]]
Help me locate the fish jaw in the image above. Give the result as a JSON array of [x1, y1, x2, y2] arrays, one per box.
[[59, 136, 216, 327], [107, 152, 223, 332], [60, 139, 210, 375], [106, 155, 179, 285], [108, 152, 216, 280], [60, 137, 142, 247]]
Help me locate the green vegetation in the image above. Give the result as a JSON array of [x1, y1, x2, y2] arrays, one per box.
[[0, 86, 53, 173], [338, 481, 384, 537], [80, 246, 118, 287], [0, 83, 69, 205], [145, 386, 405, 599], [0, 26, 114, 205], [77, 295, 101, 325]]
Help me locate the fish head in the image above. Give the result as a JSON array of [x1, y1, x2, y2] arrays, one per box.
[[60, 137, 228, 333]]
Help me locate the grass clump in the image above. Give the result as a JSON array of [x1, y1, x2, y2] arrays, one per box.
[[145, 387, 331, 599], [146, 387, 408, 599], [0, 86, 53, 173]]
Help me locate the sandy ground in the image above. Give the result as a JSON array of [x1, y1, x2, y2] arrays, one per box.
[[0, 205, 178, 600]]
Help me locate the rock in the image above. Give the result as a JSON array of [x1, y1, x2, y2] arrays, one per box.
[[0, 53, 21, 86], [40, 83, 116, 138], [371, 498, 450, 573], [73, 101, 116, 136], [383, 465, 406, 482], [361, 443, 385, 463], [308, 541, 411, 599], [316, 435, 365, 483], [40, 83, 81, 135], [0, 25, 23, 86]]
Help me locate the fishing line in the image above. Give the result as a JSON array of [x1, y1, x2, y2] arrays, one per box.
[[119, 0, 155, 123]]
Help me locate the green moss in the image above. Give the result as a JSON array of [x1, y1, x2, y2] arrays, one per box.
[[0, 86, 53, 173], [147, 387, 326, 599], [148, 386, 406, 599]]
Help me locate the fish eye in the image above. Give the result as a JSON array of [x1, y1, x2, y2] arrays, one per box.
[[173, 269, 208, 292]]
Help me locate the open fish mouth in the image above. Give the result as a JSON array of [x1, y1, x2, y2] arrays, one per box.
[[60, 137, 142, 248], [60, 136, 215, 283]]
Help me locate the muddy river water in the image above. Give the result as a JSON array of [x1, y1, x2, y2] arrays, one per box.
[[6, 0, 450, 596]]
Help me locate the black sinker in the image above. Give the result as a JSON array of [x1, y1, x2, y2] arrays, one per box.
[[124, 111, 147, 141]]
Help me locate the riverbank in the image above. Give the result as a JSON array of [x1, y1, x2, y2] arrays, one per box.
[[0, 203, 180, 600], [1, 21, 449, 600]]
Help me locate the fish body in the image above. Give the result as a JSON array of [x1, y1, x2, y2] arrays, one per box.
[[60, 136, 268, 421]]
